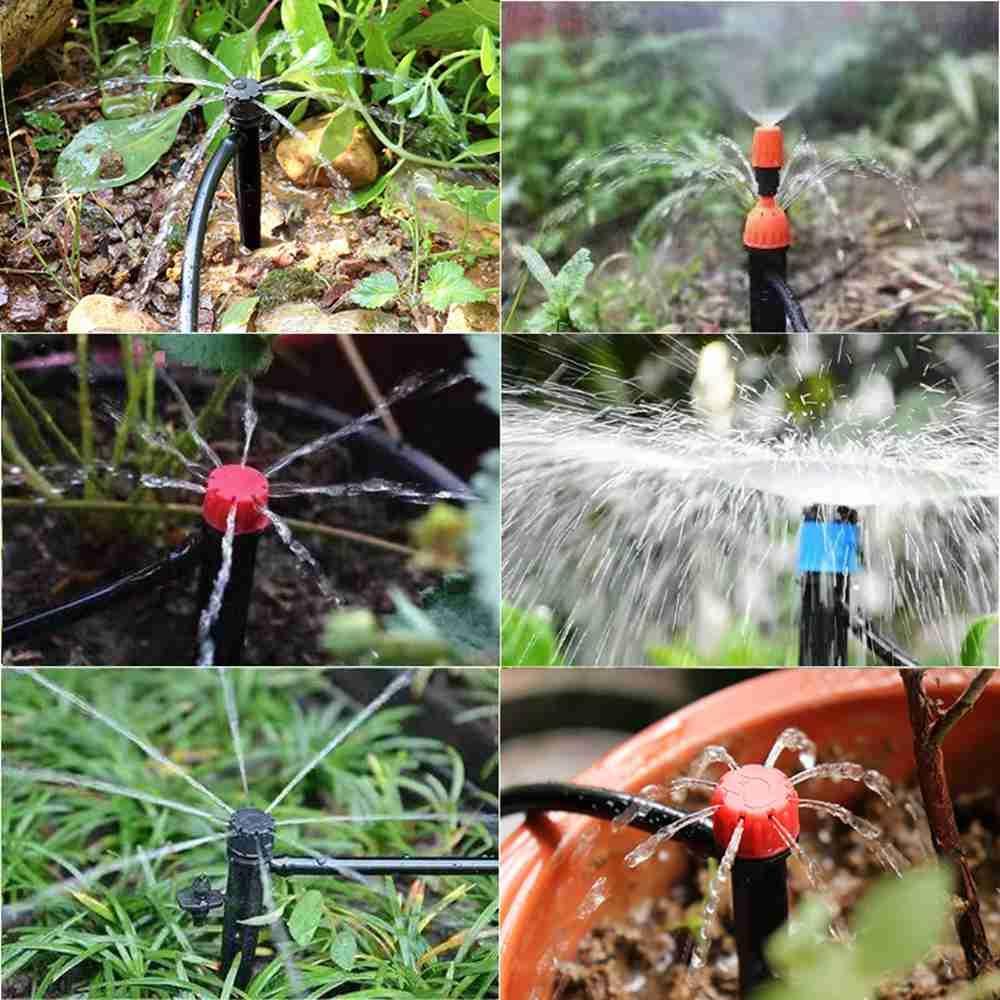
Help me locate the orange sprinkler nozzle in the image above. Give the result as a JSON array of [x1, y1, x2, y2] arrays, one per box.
[[751, 125, 784, 169], [743, 196, 790, 250]]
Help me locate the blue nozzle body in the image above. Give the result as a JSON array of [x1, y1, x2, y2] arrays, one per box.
[[797, 519, 859, 574]]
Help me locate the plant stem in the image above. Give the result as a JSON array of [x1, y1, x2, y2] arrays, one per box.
[[900, 669, 997, 981], [1, 424, 60, 499], [75, 334, 96, 498], [3, 365, 84, 464], [2, 374, 58, 465], [113, 336, 140, 466], [1, 498, 417, 557]]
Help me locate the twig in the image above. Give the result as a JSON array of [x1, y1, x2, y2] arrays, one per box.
[[842, 285, 949, 331], [336, 335, 402, 442], [1, 498, 417, 557], [929, 669, 993, 749], [1, 425, 60, 499], [76, 334, 96, 498]]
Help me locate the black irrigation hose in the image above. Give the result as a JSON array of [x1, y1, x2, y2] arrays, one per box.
[[2, 536, 201, 645], [269, 856, 499, 877], [765, 271, 811, 332], [179, 132, 238, 334], [500, 782, 719, 857], [851, 614, 920, 667]]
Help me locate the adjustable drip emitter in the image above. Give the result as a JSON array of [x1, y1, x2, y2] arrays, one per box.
[[177, 807, 498, 989], [743, 125, 810, 332]]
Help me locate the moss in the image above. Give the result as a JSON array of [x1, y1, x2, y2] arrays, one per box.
[[256, 267, 327, 310]]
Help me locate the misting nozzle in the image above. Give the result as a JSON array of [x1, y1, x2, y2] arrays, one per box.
[[743, 196, 790, 250], [202, 465, 270, 535], [711, 765, 799, 859], [225, 77, 266, 126], [228, 807, 275, 861], [751, 125, 784, 169]]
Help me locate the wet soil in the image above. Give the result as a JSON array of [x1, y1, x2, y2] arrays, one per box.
[[1, 41, 499, 332], [1, 373, 486, 666], [555, 787, 1000, 999]]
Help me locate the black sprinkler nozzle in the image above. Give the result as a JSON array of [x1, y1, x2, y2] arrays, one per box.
[[224, 77, 264, 252], [176, 874, 226, 926], [220, 808, 275, 990]]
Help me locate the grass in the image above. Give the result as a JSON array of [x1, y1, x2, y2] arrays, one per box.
[[1, 668, 498, 998]]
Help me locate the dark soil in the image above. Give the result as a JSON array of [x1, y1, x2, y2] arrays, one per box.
[[2, 372, 484, 666], [555, 787, 1000, 999]]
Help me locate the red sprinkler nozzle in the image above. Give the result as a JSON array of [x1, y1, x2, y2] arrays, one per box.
[[751, 125, 784, 169], [711, 764, 799, 859], [202, 465, 270, 535]]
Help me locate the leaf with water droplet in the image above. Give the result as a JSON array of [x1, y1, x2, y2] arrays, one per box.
[[56, 93, 198, 193], [330, 927, 357, 971], [289, 889, 325, 945]]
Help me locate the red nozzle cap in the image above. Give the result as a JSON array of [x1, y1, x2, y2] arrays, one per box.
[[202, 464, 270, 535], [743, 196, 791, 250], [751, 125, 784, 168], [711, 764, 799, 860]]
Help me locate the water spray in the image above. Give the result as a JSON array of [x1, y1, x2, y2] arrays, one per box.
[[179, 77, 267, 332], [744, 125, 809, 332], [177, 806, 498, 989], [197, 465, 271, 665]]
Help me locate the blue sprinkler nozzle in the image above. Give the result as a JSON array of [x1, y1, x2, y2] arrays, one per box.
[[797, 517, 859, 574]]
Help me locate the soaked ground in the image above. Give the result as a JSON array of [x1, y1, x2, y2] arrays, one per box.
[[2, 381, 466, 666], [1, 65, 499, 332], [555, 786, 999, 999]]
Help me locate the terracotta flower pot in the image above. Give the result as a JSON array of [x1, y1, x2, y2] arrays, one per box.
[[501, 668, 1000, 999]]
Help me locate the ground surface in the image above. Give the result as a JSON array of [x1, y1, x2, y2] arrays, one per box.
[[1, 53, 499, 332], [555, 786, 999, 999]]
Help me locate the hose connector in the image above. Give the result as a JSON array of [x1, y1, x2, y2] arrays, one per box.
[[743, 196, 790, 250]]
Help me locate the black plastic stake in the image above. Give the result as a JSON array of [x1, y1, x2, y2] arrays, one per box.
[[731, 852, 790, 996], [196, 524, 261, 666], [221, 808, 275, 990], [224, 78, 265, 252], [748, 247, 788, 333]]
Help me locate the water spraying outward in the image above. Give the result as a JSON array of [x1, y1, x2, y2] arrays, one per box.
[[503, 339, 998, 665]]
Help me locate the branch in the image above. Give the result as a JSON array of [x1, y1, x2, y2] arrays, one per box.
[[929, 670, 993, 749]]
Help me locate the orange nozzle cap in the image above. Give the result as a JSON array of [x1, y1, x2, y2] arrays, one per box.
[[711, 764, 799, 860], [751, 125, 784, 169], [202, 464, 270, 534], [743, 196, 790, 250]]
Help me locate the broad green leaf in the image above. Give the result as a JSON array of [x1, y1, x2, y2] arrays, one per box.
[[204, 31, 258, 136], [282, 0, 333, 66], [288, 889, 324, 946], [852, 865, 951, 980], [218, 296, 260, 332], [351, 271, 399, 309], [56, 93, 197, 193], [516, 245, 555, 294], [24, 110, 65, 133], [153, 334, 274, 372], [396, 0, 500, 50], [464, 137, 500, 157], [379, 0, 426, 43], [362, 22, 396, 73], [551, 248, 593, 306], [192, 3, 227, 43], [329, 170, 394, 214], [421, 261, 487, 312], [330, 927, 357, 971], [478, 27, 495, 76], [319, 110, 357, 162], [960, 614, 997, 667]]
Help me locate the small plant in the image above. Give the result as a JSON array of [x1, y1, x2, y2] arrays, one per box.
[[936, 264, 1000, 333], [514, 246, 594, 332]]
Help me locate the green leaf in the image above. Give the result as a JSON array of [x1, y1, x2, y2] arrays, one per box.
[[550, 248, 593, 306], [361, 22, 396, 73], [33, 134, 67, 152], [319, 110, 357, 162], [288, 889, 324, 946], [852, 866, 951, 980], [351, 271, 399, 309], [960, 615, 997, 667], [501, 604, 562, 666], [192, 3, 227, 43], [281, 0, 334, 73], [24, 110, 65, 133], [478, 27, 495, 76], [421, 261, 487, 312], [203, 31, 258, 136], [70, 891, 114, 922], [396, 0, 500, 50], [153, 334, 274, 372], [329, 170, 393, 215], [239, 904, 287, 926], [330, 927, 357, 971], [218, 296, 260, 332], [464, 137, 500, 157], [516, 245, 555, 294], [56, 93, 197, 193], [419, 576, 497, 657]]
